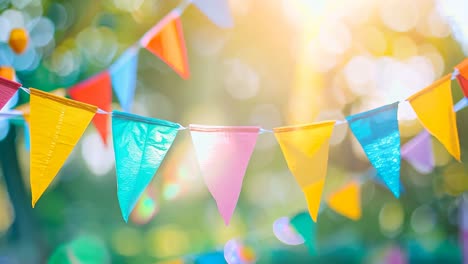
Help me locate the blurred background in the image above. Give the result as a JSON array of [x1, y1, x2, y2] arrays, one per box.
[[1, 0, 468, 263]]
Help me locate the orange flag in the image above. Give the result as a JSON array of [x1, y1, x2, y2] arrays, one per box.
[[30, 89, 97, 206], [326, 181, 361, 221], [274, 121, 335, 222], [456, 59, 468, 80], [407, 75, 460, 161], [140, 11, 189, 79], [69, 71, 112, 145]]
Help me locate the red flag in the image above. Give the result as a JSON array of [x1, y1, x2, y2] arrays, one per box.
[[0, 76, 21, 111], [140, 11, 189, 79], [69, 71, 112, 145], [457, 75, 468, 98]]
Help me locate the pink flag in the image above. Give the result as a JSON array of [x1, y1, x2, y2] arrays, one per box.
[[0, 76, 21, 111], [401, 131, 435, 174], [189, 125, 260, 225]]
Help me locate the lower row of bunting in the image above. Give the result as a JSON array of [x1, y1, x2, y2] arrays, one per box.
[[16, 70, 463, 225]]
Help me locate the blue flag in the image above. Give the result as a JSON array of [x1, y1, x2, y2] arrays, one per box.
[[346, 102, 401, 198], [192, 0, 233, 28], [112, 111, 179, 222], [109, 47, 139, 113]]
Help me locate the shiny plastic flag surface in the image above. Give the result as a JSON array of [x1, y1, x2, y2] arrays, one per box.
[[346, 102, 401, 198], [189, 125, 259, 225], [407, 75, 460, 161], [30, 88, 97, 206], [274, 121, 335, 222], [112, 111, 179, 222]]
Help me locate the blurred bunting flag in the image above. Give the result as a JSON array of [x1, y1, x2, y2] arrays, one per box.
[[407, 75, 460, 161], [0, 76, 21, 111], [456, 74, 468, 98], [326, 181, 361, 221], [290, 212, 316, 254], [69, 71, 112, 145], [30, 88, 97, 207], [109, 47, 139, 113], [456, 58, 468, 80], [274, 121, 335, 222], [189, 125, 259, 225], [401, 131, 434, 174], [346, 103, 401, 198], [192, 0, 234, 28], [112, 111, 179, 222], [140, 11, 189, 79]]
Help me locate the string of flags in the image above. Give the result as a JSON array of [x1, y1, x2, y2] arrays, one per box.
[[0, 58, 467, 224], [0, 0, 468, 225]]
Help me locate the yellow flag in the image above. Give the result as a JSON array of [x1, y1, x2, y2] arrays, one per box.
[[326, 181, 361, 221], [407, 75, 460, 161], [274, 121, 335, 222], [30, 88, 97, 207]]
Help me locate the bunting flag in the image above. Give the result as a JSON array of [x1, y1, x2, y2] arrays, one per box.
[[456, 74, 468, 98], [274, 121, 335, 222], [290, 212, 316, 254], [140, 11, 190, 79], [346, 103, 401, 198], [112, 111, 179, 222], [401, 131, 435, 174], [69, 71, 112, 145], [192, 0, 234, 28], [109, 47, 139, 113], [326, 181, 361, 221], [0, 76, 21, 111], [189, 125, 260, 225], [407, 75, 460, 161], [29, 88, 97, 207]]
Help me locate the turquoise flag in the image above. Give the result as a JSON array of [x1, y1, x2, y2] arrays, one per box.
[[290, 212, 316, 254], [346, 102, 401, 198], [109, 47, 139, 113], [112, 111, 179, 222]]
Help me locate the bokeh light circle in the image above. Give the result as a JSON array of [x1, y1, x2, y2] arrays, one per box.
[[272, 217, 305, 245], [130, 190, 159, 225], [224, 239, 256, 264], [410, 205, 436, 234]]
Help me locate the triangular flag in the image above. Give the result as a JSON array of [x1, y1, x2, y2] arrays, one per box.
[[346, 102, 401, 198], [109, 47, 139, 112], [401, 131, 435, 174], [15, 88, 66, 114], [192, 0, 234, 28], [30, 88, 97, 207], [290, 212, 316, 254], [456, 74, 468, 98], [189, 125, 259, 225], [112, 111, 179, 222], [0, 76, 21, 111], [140, 11, 190, 79], [456, 59, 468, 80], [326, 181, 361, 220], [69, 71, 112, 145], [274, 121, 335, 222], [407, 75, 460, 161]]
